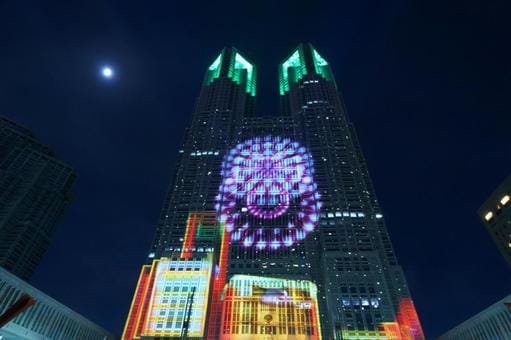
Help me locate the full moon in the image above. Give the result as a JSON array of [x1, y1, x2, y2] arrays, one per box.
[[101, 66, 114, 78]]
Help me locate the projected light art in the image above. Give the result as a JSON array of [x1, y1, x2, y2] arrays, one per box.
[[216, 136, 320, 249], [220, 275, 322, 340]]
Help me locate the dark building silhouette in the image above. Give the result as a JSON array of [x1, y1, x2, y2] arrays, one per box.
[[0, 116, 75, 280], [123, 45, 424, 339], [478, 174, 511, 269]]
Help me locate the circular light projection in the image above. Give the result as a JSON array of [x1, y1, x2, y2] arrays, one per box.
[[216, 136, 321, 250]]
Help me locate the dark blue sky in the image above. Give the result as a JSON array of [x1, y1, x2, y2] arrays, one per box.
[[1, 0, 510, 338]]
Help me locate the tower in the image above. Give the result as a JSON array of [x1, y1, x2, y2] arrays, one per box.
[[147, 47, 256, 260], [122, 45, 424, 340], [122, 47, 256, 340], [278, 43, 424, 339], [0, 116, 75, 281]]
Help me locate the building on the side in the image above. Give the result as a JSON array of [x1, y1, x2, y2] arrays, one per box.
[[0, 116, 75, 280], [0, 266, 114, 340], [437, 294, 511, 340], [478, 175, 511, 268], [122, 45, 424, 340]]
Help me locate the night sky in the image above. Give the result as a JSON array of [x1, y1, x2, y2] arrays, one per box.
[[1, 1, 510, 338]]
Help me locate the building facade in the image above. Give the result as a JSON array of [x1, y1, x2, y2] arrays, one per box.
[[0, 266, 114, 340], [478, 174, 511, 268], [437, 294, 511, 340], [220, 275, 322, 339], [123, 45, 424, 339], [0, 116, 75, 280]]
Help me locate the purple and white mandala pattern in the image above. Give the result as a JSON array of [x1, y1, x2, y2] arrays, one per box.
[[216, 136, 321, 249]]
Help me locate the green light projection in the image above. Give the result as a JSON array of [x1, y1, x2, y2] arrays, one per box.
[[228, 52, 256, 96], [279, 45, 337, 95], [279, 48, 307, 95], [312, 48, 334, 82], [204, 52, 223, 86], [203, 49, 256, 96]]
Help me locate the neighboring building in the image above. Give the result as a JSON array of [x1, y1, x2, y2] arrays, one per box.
[[0, 116, 75, 280], [123, 45, 424, 339], [0, 266, 114, 340], [437, 294, 511, 340], [478, 175, 511, 268]]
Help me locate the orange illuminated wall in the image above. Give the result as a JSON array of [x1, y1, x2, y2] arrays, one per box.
[[219, 275, 322, 340], [181, 214, 199, 259], [396, 298, 425, 340], [206, 223, 229, 340], [381, 322, 403, 340], [121, 263, 157, 340]]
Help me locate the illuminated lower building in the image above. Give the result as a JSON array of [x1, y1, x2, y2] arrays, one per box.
[[122, 255, 214, 339], [220, 275, 322, 340], [123, 44, 424, 339], [122, 212, 223, 340]]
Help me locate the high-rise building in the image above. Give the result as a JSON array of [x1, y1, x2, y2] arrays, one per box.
[[0, 116, 75, 280], [437, 294, 511, 340], [0, 266, 115, 340], [123, 44, 424, 339], [478, 174, 511, 268]]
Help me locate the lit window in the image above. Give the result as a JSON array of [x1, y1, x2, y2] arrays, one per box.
[[375, 214, 383, 219], [484, 211, 493, 221], [501, 195, 510, 205]]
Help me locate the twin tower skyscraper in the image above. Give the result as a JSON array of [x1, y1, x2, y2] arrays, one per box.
[[122, 44, 425, 340]]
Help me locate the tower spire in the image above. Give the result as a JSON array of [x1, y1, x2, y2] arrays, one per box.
[[203, 47, 257, 96], [278, 43, 336, 95]]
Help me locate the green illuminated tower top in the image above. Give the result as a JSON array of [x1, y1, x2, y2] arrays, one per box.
[[203, 47, 257, 96], [278, 43, 336, 95]]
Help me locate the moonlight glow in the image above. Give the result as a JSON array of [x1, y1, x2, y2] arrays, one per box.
[[101, 66, 114, 78], [216, 136, 321, 250]]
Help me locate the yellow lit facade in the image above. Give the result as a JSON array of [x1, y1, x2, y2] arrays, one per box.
[[144, 255, 213, 337], [220, 275, 322, 340], [122, 254, 214, 339], [340, 322, 402, 340]]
